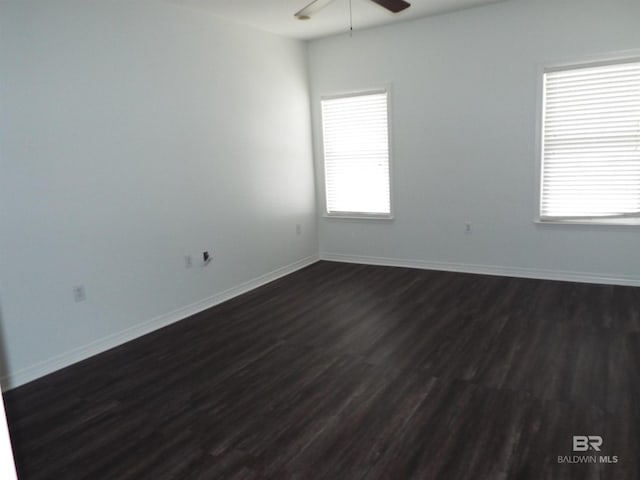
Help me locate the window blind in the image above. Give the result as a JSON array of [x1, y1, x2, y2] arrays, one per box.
[[541, 60, 640, 220], [321, 91, 391, 216]]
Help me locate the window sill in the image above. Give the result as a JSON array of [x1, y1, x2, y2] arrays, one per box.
[[536, 217, 640, 226], [323, 213, 394, 221]]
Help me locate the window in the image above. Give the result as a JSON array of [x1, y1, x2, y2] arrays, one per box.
[[321, 90, 391, 217], [540, 59, 640, 223]]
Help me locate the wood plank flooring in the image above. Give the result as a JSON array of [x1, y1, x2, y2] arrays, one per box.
[[3, 261, 640, 479]]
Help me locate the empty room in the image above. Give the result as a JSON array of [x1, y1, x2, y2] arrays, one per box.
[[0, 0, 639, 478]]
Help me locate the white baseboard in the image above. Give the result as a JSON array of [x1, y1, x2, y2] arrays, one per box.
[[6, 251, 636, 390], [2, 254, 319, 390], [320, 252, 640, 287]]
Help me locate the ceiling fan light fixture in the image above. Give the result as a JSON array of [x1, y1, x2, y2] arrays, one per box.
[[293, 0, 410, 21]]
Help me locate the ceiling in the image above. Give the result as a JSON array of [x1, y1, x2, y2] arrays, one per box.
[[170, 0, 507, 40]]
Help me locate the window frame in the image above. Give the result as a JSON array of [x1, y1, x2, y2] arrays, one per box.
[[535, 54, 640, 227], [319, 86, 394, 220]]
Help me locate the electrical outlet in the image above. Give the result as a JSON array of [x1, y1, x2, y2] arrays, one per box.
[[73, 285, 86, 302], [184, 255, 193, 268]]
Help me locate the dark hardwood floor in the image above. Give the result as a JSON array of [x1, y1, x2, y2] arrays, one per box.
[[4, 261, 640, 479]]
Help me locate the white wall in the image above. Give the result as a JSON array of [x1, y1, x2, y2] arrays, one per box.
[[3, 0, 639, 390], [309, 0, 640, 284], [0, 0, 317, 387]]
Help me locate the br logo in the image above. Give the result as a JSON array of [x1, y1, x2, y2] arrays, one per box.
[[573, 436, 603, 452]]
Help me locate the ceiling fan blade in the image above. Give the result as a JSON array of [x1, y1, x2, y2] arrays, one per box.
[[294, 0, 337, 19], [369, 0, 411, 13]]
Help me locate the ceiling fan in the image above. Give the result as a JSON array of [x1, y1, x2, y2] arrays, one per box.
[[294, 0, 411, 20]]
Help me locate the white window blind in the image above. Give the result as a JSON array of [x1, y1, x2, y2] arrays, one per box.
[[321, 91, 391, 216], [540, 60, 640, 220]]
